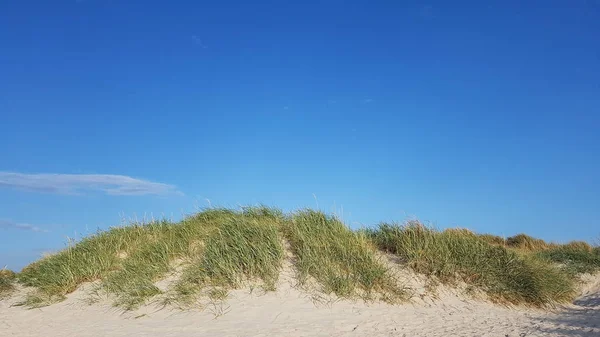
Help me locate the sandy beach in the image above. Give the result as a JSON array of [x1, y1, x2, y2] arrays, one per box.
[[2, 273, 599, 337]]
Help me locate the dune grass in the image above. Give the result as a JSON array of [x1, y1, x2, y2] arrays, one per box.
[[0, 269, 16, 298], [476, 233, 600, 276], [18, 207, 282, 309], [367, 222, 575, 306], [477, 234, 507, 246], [18, 224, 158, 307], [505, 234, 555, 251], [172, 211, 284, 306], [537, 242, 600, 275], [284, 210, 405, 302], [99, 208, 258, 309], [8, 206, 597, 310], [98, 216, 219, 310]]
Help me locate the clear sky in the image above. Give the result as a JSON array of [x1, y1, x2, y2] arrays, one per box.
[[1, 1, 599, 270]]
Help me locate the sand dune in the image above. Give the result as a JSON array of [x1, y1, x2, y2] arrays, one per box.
[[2, 275, 599, 337]]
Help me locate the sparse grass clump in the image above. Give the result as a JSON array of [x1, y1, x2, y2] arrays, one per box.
[[368, 222, 575, 306], [173, 214, 284, 305], [0, 269, 17, 298], [284, 210, 405, 302]]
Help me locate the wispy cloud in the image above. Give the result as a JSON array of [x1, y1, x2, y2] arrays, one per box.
[[0, 220, 48, 233], [0, 172, 182, 196], [361, 98, 373, 104]]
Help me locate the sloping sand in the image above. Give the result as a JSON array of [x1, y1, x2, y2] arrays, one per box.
[[2, 275, 599, 337]]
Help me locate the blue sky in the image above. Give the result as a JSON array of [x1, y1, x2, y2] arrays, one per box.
[[1, 1, 599, 270]]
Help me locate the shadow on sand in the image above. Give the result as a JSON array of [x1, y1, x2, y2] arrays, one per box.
[[535, 292, 600, 337]]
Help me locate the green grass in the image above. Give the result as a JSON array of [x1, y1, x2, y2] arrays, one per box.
[[172, 212, 284, 306], [0, 269, 17, 298], [8, 206, 598, 310], [367, 222, 575, 306], [284, 210, 405, 302], [98, 217, 218, 310], [18, 224, 155, 306], [538, 242, 600, 275], [477, 233, 600, 276]]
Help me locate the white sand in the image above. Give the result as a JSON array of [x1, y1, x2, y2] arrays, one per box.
[[2, 274, 599, 337]]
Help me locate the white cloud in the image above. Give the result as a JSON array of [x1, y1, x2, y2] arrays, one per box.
[[361, 98, 373, 104], [0, 220, 48, 233], [0, 172, 182, 196]]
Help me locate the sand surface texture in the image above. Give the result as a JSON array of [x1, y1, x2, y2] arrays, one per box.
[[2, 275, 599, 337]]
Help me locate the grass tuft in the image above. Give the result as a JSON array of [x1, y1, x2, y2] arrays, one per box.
[[563, 241, 594, 252], [241, 205, 285, 221], [0, 269, 17, 298], [284, 210, 405, 302], [478, 234, 506, 246], [368, 222, 575, 306], [172, 214, 284, 306], [18, 225, 153, 306], [505, 234, 552, 251], [99, 218, 217, 310]]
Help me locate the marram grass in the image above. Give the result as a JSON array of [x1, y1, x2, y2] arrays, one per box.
[[366, 222, 575, 306], [8, 207, 599, 310], [171, 214, 284, 306], [284, 210, 405, 302], [0, 269, 16, 298]]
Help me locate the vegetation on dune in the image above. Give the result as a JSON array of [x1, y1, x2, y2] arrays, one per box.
[[6, 206, 600, 310], [19, 207, 280, 309], [477, 232, 600, 276], [285, 210, 405, 302], [172, 210, 284, 306], [18, 224, 156, 306], [98, 216, 218, 310], [0, 269, 17, 298], [538, 242, 600, 275], [477, 234, 506, 246], [367, 222, 575, 306], [505, 234, 555, 251]]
